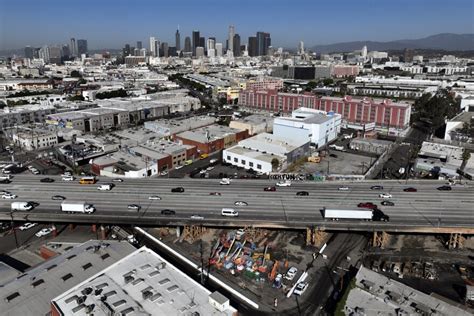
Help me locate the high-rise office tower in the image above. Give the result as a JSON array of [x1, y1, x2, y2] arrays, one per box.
[[215, 43, 223, 57], [195, 47, 205, 58], [62, 45, 70, 58], [256, 32, 271, 56], [184, 36, 192, 53], [207, 38, 215, 50], [175, 29, 181, 51], [192, 30, 200, 56], [123, 44, 131, 56], [199, 37, 205, 50], [77, 39, 88, 55], [39, 46, 50, 63], [149, 37, 157, 57], [137, 41, 142, 49], [248, 37, 257, 57], [70, 38, 77, 57], [233, 34, 241, 57], [298, 41, 304, 55], [24, 46, 34, 59], [228, 25, 235, 52], [207, 49, 215, 58], [160, 42, 169, 57]]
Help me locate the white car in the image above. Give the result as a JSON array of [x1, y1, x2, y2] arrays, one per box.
[[379, 193, 392, 199], [175, 165, 184, 170], [148, 195, 162, 200], [19, 222, 37, 231], [62, 176, 74, 181], [220, 178, 231, 185], [338, 186, 349, 191], [160, 171, 168, 176], [199, 169, 207, 174], [190, 214, 204, 220], [285, 267, 298, 280], [276, 181, 291, 187], [2, 193, 17, 199], [209, 158, 218, 164], [293, 282, 309, 295], [35, 227, 53, 237]]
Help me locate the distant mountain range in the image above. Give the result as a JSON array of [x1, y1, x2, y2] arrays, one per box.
[[310, 33, 474, 53]]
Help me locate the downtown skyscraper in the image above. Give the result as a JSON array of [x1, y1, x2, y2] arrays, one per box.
[[192, 30, 200, 56], [228, 25, 235, 53], [175, 28, 181, 51]]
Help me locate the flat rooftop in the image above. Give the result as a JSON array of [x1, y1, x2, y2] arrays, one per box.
[[176, 124, 242, 143], [238, 132, 308, 155], [225, 145, 284, 163], [0, 240, 135, 316], [345, 266, 473, 316], [450, 111, 474, 123], [52, 246, 237, 316], [232, 114, 274, 125]]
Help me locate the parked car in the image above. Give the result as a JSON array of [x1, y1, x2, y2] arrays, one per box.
[[19, 222, 37, 231], [234, 201, 248, 206], [160, 171, 168, 176], [35, 227, 53, 237], [171, 187, 185, 193], [40, 178, 54, 183], [285, 267, 298, 280], [381, 200, 395, 206], [148, 196, 162, 200], [403, 187, 417, 192], [264, 186, 276, 192], [127, 204, 141, 211], [370, 185, 384, 190], [0, 179, 11, 184], [358, 202, 377, 209], [296, 191, 309, 196], [209, 192, 222, 196], [329, 153, 338, 158], [209, 158, 218, 164], [190, 214, 204, 220], [338, 186, 349, 191], [206, 166, 215, 171], [293, 282, 309, 296], [379, 193, 392, 199], [52, 195, 66, 200], [161, 209, 176, 215], [437, 185, 452, 191]]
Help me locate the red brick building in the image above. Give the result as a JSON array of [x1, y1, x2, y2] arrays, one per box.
[[239, 90, 411, 128]]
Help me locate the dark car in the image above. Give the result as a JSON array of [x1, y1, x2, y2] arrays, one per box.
[[370, 185, 384, 190], [161, 209, 176, 215], [40, 178, 55, 183], [358, 202, 377, 209], [0, 179, 11, 184], [381, 200, 394, 206], [209, 192, 221, 196], [403, 187, 417, 192], [52, 195, 66, 200], [264, 186, 276, 192], [296, 191, 309, 196], [373, 209, 390, 222], [437, 185, 452, 191], [171, 187, 185, 193]]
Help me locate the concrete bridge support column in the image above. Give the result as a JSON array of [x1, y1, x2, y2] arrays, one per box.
[[306, 227, 328, 247], [447, 233, 465, 249], [91, 224, 97, 233], [100, 225, 106, 240], [372, 231, 390, 248], [69, 224, 76, 230]]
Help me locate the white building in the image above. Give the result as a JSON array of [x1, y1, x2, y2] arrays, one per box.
[[223, 132, 310, 174], [215, 43, 223, 57], [8, 125, 58, 151], [273, 107, 341, 148]]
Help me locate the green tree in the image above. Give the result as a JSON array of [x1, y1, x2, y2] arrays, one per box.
[[271, 158, 280, 172], [305, 80, 318, 91], [322, 78, 334, 86]]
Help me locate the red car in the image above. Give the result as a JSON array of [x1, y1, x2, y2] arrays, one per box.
[[264, 186, 276, 192], [403, 187, 417, 192], [358, 202, 377, 209]]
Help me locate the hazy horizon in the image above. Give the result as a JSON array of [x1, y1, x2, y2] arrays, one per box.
[[1, 0, 472, 50]]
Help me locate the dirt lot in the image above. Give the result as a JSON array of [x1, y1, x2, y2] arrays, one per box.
[[296, 151, 375, 176]]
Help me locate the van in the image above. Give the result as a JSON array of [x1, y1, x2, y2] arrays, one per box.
[[221, 208, 238, 217], [11, 202, 34, 211]]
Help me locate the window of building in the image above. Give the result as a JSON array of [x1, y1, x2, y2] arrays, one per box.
[[249, 162, 254, 167], [257, 164, 262, 170], [227, 155, 231, 160], [241, 160, 246, 165], [234, 157, 238, 163]]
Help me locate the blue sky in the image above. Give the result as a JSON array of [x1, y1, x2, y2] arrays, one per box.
[[0, 0, 472, 50]]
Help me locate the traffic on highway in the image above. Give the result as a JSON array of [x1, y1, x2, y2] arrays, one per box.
[[0, 174, 472, 232]]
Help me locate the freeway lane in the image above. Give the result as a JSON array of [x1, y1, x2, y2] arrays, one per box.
[[0, 175, 473, 233]]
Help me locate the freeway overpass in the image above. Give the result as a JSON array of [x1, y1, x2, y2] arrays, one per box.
[[0, 175, 473, 234]]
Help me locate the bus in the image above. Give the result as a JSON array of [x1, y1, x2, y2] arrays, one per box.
[[79, 176, 96, 184]]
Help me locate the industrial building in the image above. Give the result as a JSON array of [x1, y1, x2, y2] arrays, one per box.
[[229, 114, 274, 135], [273, 107, 341, 148], [223, 132, 310, 174], [144, 115, 216, 138], [345, 266, 473, 316], [175, 124, 248, 155], [1, 240, 136, 316], [6, 124, 59, 151], [51, 246, 237, 316]]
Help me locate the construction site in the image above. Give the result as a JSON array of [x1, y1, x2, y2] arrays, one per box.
[[141, 225, 368, 314]]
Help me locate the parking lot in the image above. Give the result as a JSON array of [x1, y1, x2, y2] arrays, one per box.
[[297, 150, 375, 176]]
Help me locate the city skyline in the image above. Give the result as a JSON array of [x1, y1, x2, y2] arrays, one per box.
[[1, 0, 472, 50]]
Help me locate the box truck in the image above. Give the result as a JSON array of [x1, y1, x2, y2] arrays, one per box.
[[61, 201, 95, 214], [11, 202, 34, 211], [322, 207, 389, 221]]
